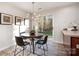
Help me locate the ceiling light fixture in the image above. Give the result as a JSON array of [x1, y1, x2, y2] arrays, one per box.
[[32, 2, 35, 20]]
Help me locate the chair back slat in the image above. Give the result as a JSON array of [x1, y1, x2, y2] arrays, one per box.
[[15, 36, 25, 46], [43, 35, 48, 44]]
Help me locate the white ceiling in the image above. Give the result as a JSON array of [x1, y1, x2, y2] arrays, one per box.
[[8, 2, 78, 13]]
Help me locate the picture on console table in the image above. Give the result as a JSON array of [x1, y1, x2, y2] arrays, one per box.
[[0, 13, 13, 25]]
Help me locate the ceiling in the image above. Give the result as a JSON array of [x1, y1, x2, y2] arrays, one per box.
[[8, 2, 77, 13]]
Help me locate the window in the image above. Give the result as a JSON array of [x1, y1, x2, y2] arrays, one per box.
[[13, 18, 30, 36]]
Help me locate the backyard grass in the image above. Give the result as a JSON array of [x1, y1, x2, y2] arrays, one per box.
[[38, 31, 52, 36]]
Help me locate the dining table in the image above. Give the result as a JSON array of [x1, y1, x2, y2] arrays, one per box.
[[21, 34, 43, 54]]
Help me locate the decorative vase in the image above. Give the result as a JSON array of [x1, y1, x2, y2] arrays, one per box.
[[71, 26, 78, 31], [30, 30, 35, 35]]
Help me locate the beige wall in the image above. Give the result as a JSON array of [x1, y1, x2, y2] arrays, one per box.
[[41, 3, 79, 43], [0, 3, 28, 51]]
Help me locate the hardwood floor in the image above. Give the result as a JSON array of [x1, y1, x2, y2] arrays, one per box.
[[0, 38, 70, 56]]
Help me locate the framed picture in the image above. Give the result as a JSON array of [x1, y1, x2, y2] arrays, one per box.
[[15, 16, 23, 25], [0, 13, 13, 25]]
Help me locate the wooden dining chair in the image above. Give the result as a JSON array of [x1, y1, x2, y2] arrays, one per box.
[[14, 36, 31, 56]]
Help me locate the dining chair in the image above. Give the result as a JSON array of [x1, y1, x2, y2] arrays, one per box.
[[14, 36, 31, 56], [35, 35, 48, 55]]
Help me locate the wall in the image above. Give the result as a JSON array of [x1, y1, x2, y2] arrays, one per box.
[[0, 3, 27, 51], [41, 3, 79, 43]]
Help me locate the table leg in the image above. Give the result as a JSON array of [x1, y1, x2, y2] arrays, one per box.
[[32, 38, 35, 54]]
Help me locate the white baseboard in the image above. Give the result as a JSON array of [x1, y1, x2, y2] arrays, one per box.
[[53, 41, 63, 44], [48, 37, 63, 44], [0, 44, 14, 51]]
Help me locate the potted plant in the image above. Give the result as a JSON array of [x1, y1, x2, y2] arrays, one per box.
[[30, 30, 35, 35]]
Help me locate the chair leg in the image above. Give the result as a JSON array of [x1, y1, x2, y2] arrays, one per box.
[[26, 44, 32, 56], [46, 43, 48, 51], [35, 43, 37, 53], [46, 43, 48, 55], [35, 43, 36, 48], [30, 44, 31, 53], [14, 45, 17, 56], [23, 46, 25, 56], [43, 46, 46, 56], [38, 44, 41, 49]]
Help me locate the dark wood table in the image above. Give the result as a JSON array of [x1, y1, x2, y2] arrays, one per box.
[[21, 35, 43, 54]]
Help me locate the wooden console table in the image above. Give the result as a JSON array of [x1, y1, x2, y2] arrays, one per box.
[[62, 30, 79, 56]]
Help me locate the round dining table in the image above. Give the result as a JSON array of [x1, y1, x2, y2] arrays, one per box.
[[21, 34, 43, 54]]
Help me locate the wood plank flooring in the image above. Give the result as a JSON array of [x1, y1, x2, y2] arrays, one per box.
[[0, 38, 70, 56]]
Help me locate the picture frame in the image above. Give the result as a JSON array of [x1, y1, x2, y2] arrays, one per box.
[[15, 16, 23, 25], [0, 13, 13, 25]]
